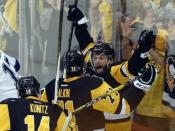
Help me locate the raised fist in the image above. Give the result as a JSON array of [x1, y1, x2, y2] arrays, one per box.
[[137, 29, 156, 54], [67, 6, 88, 26]]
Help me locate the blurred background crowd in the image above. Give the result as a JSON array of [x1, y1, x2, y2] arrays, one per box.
[[0, 0, 175, 130]]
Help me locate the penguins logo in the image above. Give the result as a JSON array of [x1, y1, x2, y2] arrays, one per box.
[[165, 55, 175, 92]]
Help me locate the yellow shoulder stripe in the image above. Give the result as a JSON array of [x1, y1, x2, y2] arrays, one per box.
[[0, 104, 11, 130]]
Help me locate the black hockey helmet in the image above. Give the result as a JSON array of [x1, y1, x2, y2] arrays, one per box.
[[91, 41, 115, 61], [64, 50, 84, 77], [16, 76, 40, 98]]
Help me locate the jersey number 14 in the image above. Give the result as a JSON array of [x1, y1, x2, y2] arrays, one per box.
[[25, 115, 50, 131]]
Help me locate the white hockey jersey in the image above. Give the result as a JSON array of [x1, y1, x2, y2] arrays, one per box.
[[0, 51, 21, 101]]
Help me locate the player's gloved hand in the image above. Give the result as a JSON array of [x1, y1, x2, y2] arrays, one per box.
[[67, 6, 88, 28], [133, 64, 157, 92], [137, 29, 156, 58]]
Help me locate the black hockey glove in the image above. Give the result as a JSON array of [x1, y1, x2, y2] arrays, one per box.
[[67, 6, 88, 28], [137, 29, 156, 58], [133, 64, 157, 92]]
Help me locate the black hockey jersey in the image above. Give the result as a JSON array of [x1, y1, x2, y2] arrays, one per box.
[[0, 96, 67, 131], [41, 75, 144, 131]]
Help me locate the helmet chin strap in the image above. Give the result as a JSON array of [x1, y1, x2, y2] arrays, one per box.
[[104, 60, 112, 72]]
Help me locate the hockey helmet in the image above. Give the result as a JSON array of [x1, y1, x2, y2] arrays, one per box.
[[64, 50, 84, 76], [16, 76, 40, 98], [91, 41, 115, 61]]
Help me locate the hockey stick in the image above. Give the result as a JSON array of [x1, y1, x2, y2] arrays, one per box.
[[68, 0, 78, 51], [62, 84, 124, 131], [62, 0, 79, 78], [53, 0, 65, 104]]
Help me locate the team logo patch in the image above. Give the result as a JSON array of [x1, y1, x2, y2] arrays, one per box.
[[165, 55, 175, 92]]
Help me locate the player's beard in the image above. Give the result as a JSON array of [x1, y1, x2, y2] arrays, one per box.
[[95, 66, 104, 74], [95, 65, 109, 75]]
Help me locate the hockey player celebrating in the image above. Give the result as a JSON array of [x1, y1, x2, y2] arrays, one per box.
[[46, 50, 156, 130], [67, 6, 155, 81], [66, 6, 156, 131], [0, 76, 68, 131]]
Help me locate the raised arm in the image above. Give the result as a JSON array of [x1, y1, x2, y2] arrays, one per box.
[[127, 29, 156, 76], [67, 6, 94, 54], [92, 64, 157, 113]]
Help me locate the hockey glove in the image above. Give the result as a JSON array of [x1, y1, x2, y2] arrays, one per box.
[[133, 64, 157, 92], [137, 29, 156, 58], [67, 6, 88, 28]]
